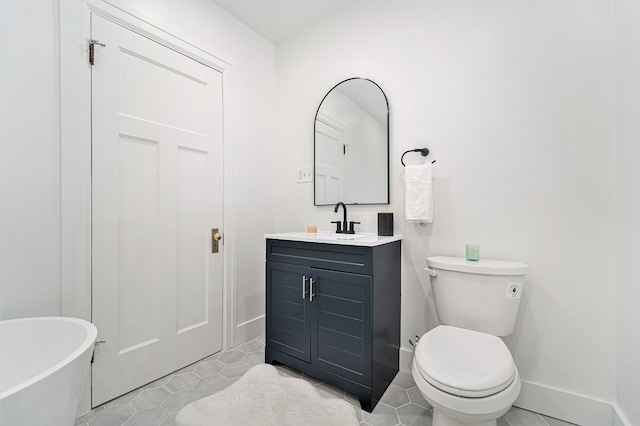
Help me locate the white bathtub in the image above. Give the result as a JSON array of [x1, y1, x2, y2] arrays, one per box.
[[0, 316, 97, 426]]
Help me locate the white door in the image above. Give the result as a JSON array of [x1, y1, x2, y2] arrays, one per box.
[[91, 14, 224, 406], [314, 117, 346, 204]]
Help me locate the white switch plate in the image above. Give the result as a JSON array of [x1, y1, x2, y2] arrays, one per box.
[[296, 167, 313, 183]]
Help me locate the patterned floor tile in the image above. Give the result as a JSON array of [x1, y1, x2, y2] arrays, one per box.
[[75, 335, 577, 426]]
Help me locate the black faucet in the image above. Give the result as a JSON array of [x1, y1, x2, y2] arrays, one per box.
[[333, 202, 349, 234]]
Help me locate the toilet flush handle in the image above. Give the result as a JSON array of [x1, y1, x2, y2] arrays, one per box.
[[424, 267, 437, 277]]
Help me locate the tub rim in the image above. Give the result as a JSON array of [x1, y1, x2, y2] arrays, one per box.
[[0, 316, 98, 400]]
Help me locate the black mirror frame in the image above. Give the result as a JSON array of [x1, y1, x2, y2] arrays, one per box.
[[313, 77, 390, 206]]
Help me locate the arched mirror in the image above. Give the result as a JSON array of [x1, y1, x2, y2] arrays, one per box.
[[314, 78, 389, 205]]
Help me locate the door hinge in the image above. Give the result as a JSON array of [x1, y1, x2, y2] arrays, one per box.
[[91, 339, 106, 363], [89, 39, 106, 65]]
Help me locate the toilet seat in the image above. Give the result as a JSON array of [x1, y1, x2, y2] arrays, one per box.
[[414, 325, 516, 398]]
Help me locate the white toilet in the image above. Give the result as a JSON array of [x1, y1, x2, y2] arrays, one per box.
[[412, 256, 529, 426]]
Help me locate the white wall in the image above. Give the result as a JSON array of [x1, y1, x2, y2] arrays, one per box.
[[276, 0, 617, 420], [0, 1, 62, 318], [1, 0, 276, 346], [614, 1, 640, 424]]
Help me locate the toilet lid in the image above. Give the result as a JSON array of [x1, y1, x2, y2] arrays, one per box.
[[415, 325, 516, 398]]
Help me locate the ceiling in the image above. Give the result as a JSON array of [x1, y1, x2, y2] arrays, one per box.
[[210, 0, 361, 44]]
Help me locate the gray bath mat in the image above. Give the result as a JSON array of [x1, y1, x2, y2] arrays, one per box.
[[175, 363, 359, 426]]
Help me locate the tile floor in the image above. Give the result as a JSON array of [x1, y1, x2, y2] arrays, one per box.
[[75, 335, 578, 426]]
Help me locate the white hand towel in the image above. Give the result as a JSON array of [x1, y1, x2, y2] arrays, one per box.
[[405, 162, 433, 222]]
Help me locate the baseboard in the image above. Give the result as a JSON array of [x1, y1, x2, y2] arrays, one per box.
[[400, 347, 626, 426], [612, 403, 632, 426], [234, 315, 264, 347], [400, 346, 413, 373], [514, 381, 618, 426]]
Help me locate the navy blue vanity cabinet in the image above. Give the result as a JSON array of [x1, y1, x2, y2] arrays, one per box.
[[265, 238, 401, 412]]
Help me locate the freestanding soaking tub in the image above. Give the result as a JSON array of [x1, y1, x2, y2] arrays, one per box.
[[0, 316, 97, 426]]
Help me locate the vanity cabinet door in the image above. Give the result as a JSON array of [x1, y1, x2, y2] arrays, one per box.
[[266, 261, 311, 362], [310, 269, 372, 385]]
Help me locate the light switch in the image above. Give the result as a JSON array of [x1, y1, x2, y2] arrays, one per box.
[[296, 167, 313, 183]]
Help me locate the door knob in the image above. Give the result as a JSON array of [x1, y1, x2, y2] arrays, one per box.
[[211, 228, 222, 253]]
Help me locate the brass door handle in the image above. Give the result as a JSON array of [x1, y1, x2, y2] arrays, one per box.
[[211, 228, 222, 253]]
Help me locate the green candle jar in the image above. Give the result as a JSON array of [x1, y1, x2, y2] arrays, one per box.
[[465, 244, 480, 261]]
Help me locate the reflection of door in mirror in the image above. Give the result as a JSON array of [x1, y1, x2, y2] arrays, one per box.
[[315, 114, 346, 204], [314, 78, 389, 206]]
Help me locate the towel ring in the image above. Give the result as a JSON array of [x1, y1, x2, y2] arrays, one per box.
[[401, 148, 435, 166]]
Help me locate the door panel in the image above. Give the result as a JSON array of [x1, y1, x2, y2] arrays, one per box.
[[117, 136, 159, 352], [314, 119, 346, 204], [176, 147, 209, 332], [91, 14, 224, 406]]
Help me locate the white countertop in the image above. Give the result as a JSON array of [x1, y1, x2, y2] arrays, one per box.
[[265, 231, 402, 247]]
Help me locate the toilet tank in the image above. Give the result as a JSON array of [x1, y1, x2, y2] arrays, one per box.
[[426, 256, 529, 337]]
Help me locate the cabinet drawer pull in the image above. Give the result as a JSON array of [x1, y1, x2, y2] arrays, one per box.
[[310, 278, 315, 302], [302, 276, 308, 299]]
